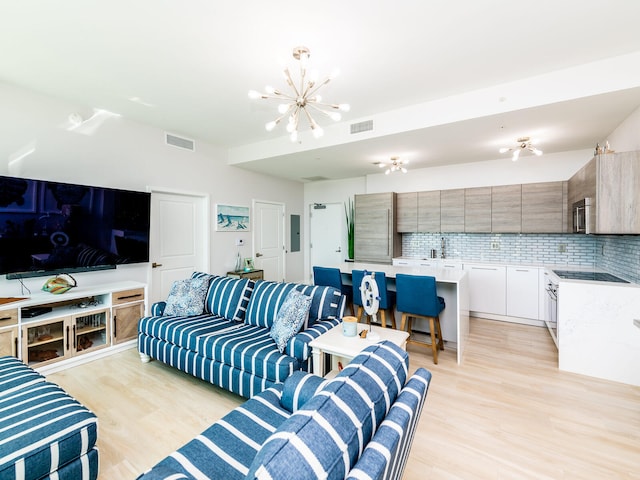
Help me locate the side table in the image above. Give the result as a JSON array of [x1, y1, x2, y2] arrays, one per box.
[[309, 324, 409, 377], [226, 269, 264, 280]]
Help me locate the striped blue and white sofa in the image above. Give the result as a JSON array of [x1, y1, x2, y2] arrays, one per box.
[[137, 340, 431, 480], [0, 356, 98, 480], [138, 274, 346, 398]]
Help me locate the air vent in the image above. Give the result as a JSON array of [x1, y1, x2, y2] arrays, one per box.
[[165, 132, 195, 151], [350, 120, 373, 134]]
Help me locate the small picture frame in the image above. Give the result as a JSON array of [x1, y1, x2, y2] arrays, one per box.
[[244, 258, 255, 271]]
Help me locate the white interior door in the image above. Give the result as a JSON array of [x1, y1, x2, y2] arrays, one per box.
[[309, 203, 345, 280], [253, 200, 285, 282], [150, 191, 208, 304]]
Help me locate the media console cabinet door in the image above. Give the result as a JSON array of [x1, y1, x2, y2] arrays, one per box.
[[113, 301, 144, 344], [0, 326, 18, 357]]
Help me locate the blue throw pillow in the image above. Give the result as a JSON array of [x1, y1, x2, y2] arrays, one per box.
[[270, 290, 312, 353], [163, 277, 209, 316]]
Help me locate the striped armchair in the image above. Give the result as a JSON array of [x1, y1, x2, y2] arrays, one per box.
[[138, 341, 431, 480], [138, 274, 346, 398], [0, 356, 98, 480]]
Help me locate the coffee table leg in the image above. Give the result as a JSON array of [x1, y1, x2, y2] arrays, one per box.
[[312, 346, 324, 376]]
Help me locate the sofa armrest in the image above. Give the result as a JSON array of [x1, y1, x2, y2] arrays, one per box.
[[150, 301, 166, 316], [280, 371, 328, 413], [346, 368, 432, 480], [285, 317, 341, 367]]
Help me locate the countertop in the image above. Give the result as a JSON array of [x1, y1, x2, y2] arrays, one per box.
[[337, 261, 466, 284], [393, 256, 638, 286]]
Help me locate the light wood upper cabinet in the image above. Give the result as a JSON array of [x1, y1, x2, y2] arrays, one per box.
[[566, 152, 640, 234], [354, 192, 400, 263], [521, 181, 566, 233], [568, 157, 597, 208], [596, 152, 640, 234], [418, 190, 441, 232], [440, 189, 465, 232], [396, 192, 418, 233], [464, 187, 492, 233], [492, 185, 521, 233]]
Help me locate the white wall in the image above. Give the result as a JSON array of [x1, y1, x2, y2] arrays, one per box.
[[303, 177, 366, 281], [0, 82, 304, 296], [606, 105, 640, 152]]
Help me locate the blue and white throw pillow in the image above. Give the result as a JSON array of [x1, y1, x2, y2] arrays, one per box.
[[270, 290, 312, 353], [163, 277, 209, 316]]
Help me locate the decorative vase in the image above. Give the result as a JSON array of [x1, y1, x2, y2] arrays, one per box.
[[234, 252, 242, 272]]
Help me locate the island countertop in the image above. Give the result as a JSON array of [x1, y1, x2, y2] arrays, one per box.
[[335, 261, 467, 284], [330, 261, 469, 364]]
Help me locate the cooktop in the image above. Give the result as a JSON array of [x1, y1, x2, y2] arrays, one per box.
[[552, 270, 630, 283]]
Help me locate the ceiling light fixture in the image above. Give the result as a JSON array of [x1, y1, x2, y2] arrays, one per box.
[[378, 156, 408, 175], [248, 46, 350, 142], [499, 136, 543, 161]]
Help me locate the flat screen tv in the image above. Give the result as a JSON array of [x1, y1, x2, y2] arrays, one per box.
[[0, 175, 151, 279]]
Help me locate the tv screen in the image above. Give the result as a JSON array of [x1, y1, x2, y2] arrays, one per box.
[[0, 175, 151, 278]]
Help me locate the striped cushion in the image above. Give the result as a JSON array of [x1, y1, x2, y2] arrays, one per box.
[[244, 281, 297, 329], [205, 277, 254, 321], [0, 356, 45, 398], [40, 447, 98, 480], [281, 371, 328, 413], [137, 385, 291, 480], [0, 357, 98, 480], [196, 324, 298, 383], [347, 369, 432, 480], [138, 313, 240, 351], [295, 284, 345, 327], [286, 318, 341, 371], [247, 341, 409, 480]]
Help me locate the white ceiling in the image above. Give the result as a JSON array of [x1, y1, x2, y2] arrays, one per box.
[[2, 1, 640, 182]]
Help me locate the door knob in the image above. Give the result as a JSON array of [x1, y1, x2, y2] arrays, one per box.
[[152, 262, 163, 268], [335, 247, 342, 253], [255, 253, 263, 257]]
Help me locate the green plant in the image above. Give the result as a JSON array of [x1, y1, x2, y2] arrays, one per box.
[[344, 197, 355, 259]]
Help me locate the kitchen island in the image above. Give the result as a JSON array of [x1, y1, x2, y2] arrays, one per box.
[[334, 261, 469, 364]]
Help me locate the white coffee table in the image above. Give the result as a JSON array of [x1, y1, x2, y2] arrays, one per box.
[[309, 324, 409, 377]]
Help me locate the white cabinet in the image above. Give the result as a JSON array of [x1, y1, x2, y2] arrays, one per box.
[[392, 258, 461, 269], [392, 258, 414, 267], [0, 281, 145, 371], [439, 260, 463, 270], [506, 266, 539, 319], [464, 263, 506, 315]]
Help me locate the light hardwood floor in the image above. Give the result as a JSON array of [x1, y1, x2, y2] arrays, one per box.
[[47, 319, 640, 479]]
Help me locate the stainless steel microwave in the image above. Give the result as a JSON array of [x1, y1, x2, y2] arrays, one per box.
[[573, 198, 591, 234]]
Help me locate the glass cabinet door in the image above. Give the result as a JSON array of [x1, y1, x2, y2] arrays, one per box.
[[73, 309, 109, 354], [24, 319, 66, 366]]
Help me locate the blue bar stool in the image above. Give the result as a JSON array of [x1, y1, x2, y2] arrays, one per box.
[[396, 273, 445, 364], [312, 266, 354, 316], [351, 269, 396, 328]]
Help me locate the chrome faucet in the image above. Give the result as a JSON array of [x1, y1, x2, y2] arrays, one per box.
[[441, 237, 446, 259]]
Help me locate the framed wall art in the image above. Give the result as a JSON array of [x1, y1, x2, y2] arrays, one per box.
[[215, 204, 250, 231]]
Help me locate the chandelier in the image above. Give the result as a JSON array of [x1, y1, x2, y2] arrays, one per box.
[[248, 46, 350, 142], [499, 136, 543, 161], [379, 156, 408, 175]]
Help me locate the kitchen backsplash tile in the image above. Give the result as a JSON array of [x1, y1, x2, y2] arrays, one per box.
[[402, 233, 640, 283], [596, 235, 640, 284]]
